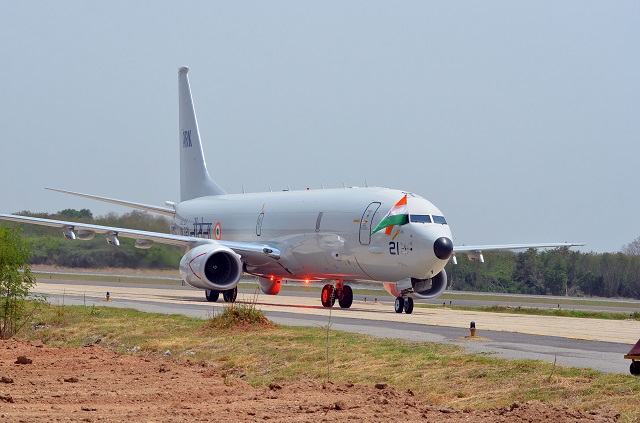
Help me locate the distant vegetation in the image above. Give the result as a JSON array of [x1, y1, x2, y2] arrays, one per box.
[[4, 210, 181, 269], [447, 247, 640, 299], [3, 209, 640, 299]]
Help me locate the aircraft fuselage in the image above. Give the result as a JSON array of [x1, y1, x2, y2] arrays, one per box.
[[171, 186, 452, 284]]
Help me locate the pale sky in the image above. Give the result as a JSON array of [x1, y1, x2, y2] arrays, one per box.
[[1, 2, 638, 253]]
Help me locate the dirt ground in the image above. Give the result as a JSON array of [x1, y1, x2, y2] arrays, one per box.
[[0, 339, 620, 422]]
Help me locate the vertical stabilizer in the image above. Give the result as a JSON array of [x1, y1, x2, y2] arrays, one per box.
[[178, 67, 226, 201]]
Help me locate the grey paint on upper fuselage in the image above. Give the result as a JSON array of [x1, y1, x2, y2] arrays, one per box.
[[172, 186, 452, 283]]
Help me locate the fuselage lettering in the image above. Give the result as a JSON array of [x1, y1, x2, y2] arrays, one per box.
[[182, 130, 192, 148]]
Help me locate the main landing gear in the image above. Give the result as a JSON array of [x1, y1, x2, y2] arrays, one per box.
[[394, 296, 414, 314], [205, 287, 237, 303], [321, 280, 353, 309]]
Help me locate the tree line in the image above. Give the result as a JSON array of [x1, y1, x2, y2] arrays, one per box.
[[447, 247, 640, 299]]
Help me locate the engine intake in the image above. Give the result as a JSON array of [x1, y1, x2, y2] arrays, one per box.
[[383, 269, 448, 299], [179, 243, 243, 291]]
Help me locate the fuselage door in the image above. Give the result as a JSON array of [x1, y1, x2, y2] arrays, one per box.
[[359, 202, 381, 245]]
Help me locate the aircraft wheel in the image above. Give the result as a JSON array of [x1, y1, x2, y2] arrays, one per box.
[[404, 297, 414, 314], [394, 297, 405, 313], [205, 289, 219, 302], [321, 284, 335, 307], [630, 361, 640, 376], [222, 287, 237, 303], [338, 285, 353, 309]]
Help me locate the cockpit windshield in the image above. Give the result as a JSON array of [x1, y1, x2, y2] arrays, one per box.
[[409, 214, 447, 225], [432, 215, 447, 225], [409, 215, 432, 223]]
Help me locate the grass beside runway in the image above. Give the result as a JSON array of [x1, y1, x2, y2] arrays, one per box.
[[23, 301, 640, 422]]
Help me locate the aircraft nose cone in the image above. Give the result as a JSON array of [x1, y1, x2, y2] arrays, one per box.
[[433, 237, 453, 260]]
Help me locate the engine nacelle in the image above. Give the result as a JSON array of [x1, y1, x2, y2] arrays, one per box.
[[179, 243, 243, 291], [383, 269, 448, 299], [258, 277, 282, 295]]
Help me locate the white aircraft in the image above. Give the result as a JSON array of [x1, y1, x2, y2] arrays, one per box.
[[0, 67, 582, 314]]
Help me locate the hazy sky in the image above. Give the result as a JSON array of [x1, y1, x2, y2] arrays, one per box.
[[1, 2, 638, 253]]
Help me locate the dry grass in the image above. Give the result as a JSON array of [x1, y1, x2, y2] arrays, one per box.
[[21, 301, 640, 422]]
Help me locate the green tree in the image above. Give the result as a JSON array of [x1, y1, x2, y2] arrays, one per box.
[[622, 236, 640, 255], [0, 227, 38, 339], [512, 249, 543, 294], [58, 208, 94, 220]]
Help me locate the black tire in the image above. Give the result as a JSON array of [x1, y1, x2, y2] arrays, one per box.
[[338, 285, 353, 309], [630, 361, 640, 376], [222, 287, 237, 303], [321, 284, 335, 307], [404, 297, 414, 314], [205, 289, 219, 302], [394, 297, 404, 313]]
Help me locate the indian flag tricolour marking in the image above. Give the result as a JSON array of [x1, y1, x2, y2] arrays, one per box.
[[371, 195, 408, 235]]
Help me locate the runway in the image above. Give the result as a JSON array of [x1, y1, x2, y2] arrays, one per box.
[[33, 279, 640, 375]]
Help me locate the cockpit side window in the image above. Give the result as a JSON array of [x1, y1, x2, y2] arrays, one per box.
[[409, 215, 432, 223], [433, 215, 447, 225]]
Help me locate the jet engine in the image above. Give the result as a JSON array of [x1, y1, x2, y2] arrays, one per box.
[[383, 269, 448, 299], [258, 276, 282, 295], [179, 243, 243, 291]]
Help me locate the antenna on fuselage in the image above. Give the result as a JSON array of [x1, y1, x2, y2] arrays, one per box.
[[321, 183, 325, 189], [242, 184, 245, 194], [365, 178, 369, 188], [342, 181, 346, 188]]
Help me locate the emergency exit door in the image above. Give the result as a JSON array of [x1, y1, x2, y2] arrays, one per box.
[[359, 202, 381, 245]]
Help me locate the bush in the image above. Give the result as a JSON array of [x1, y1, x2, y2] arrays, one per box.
[[206, 302, 272, 330], [0, 227, 40, 339]]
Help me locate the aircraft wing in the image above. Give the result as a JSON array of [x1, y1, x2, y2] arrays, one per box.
[[452, 242, 584, 263], [45, 187, 175, 217], [0, 213, 280, 259], [454, 242, 584, 253]]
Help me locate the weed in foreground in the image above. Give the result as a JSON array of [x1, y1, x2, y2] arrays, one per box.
[[206, 298, 272, 331]]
